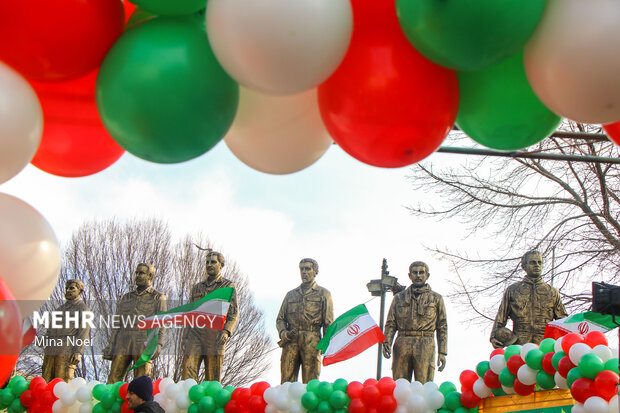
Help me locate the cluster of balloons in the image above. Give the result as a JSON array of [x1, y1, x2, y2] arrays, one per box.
[[263, 381, 307, 412], [1, 0, 620, 179], [14, 376, 59, 412]]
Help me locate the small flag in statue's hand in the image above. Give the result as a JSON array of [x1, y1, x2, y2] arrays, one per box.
[[544, 311, 619, 339], [316, 304, 385, 366]]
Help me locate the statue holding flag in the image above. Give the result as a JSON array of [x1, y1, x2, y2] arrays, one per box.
[[383, 261, 447, 384], [490, 250, 567, 348], [181, 251, 239, 382], [104, 263, 167, 383], [276, 258, 334, 383]]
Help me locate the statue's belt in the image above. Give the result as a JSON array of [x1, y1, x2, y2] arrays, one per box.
[[398, 331, 434, 337]]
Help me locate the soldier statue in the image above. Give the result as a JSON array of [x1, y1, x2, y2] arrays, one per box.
[[383, 261, 447, 384], [181, 251, 239, 382], [42, 279, 91, 382], [490, 250, 567, 348], [104, 263, 167, 383], [276, 258, 334, 383]]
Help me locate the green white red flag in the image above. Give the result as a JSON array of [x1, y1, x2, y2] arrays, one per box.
[[316, 304, 385, 366], [544, 311, 619, 339]]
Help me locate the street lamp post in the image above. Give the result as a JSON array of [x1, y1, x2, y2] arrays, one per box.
[[366, 258, 404, 380]]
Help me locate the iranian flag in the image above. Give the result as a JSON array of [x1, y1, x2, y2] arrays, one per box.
[[317, 304, 385, 366], [544, 311, 619, 339], [137, 287, 234, 330]]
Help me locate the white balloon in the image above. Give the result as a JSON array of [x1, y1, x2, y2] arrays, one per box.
[[52, 400, 69, 413], [0, 193, 61, 317], [175, 393, 191, 410], [610, 347, 619, 359], [54, 381, 70, 398], [274, 393, 290, 410], [584, 396, 609, 413], [165, 400, 179, 413], [608, 395, 618, 413], [502, 385, 516, 395], [164, 382, 180, 400], [224, 87, 332, 174], [395, 378, 411, 387], [524, 0, 620, 123], [263, 387, 278, 404], [394, 382, 413, 403], [60, 390, 77, 406], [69, 378, 86, 390], [422, 382, 438, 394], [425, 390, 445, 410], [78, 402, 93, 413], [0, 61, 43, 185], [410, 381, 424, 395], [520, 343, 539, 360], [490, 354, 507, 374], [154, 393, 167, 406], [407, 394, 427, 413], [288, 382, 306, 399], [159, 378, 174, 395], [555, 372, 569, 390], [265, 405, 279, 413], [206, 0, 352, 95], [570, 342, 592, 365], [472, 378, 492, 399], [76, 386, 92, 403], [395, 406, 408, 413], [517, 364, 538, 386], [572, 402, 587, 413], [592, 345, 613, 363], [183, 378, 197, 391], [290, 401, 304, 413], [554, 336, 564, 353]]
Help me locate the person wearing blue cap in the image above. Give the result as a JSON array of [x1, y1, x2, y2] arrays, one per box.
[[126, 376, 164, 413]]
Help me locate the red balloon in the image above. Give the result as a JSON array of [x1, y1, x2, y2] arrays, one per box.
[[483, 370, 501, 389], [153, 378, 161, 395], [119, 382, 129, 400], [0, 278, 22, 386], [231, 388, 252, 403], [561, 333, 584, 355], [460, 390, 482, 408], [507, 355, 526, 376], [20, 390, 34, 407], [377, 377, 396, 396], [513, 379, 535, 396], [348, 398, 367, 413], [250, 381, 270, 397], [347, 381, 364, 399], [584, 331, 608, 348], [571, 377, 596, 404], [318, 0, 458, 168], [120, 401, 133, 413], [361, 384, 381, 406], [46, 378, 64, 392], [225, 400, 242, 413], [29, 70, 125, 177], [247, 394, 266, 412], [350, 0, 397, 27], [604, 121, 620, 147], [123, 0, 137, 23], [41, 390, 56, 406], [594, 370, 619, 401], [378, 395, 397, 412], [363, 378, 379, 387], [0, 0, 124, 81], [542, 352, 556, 375], [459, 370, 479, 391], [558, 356, 576, 378], [490, 348, 505, 359], [29, 376, 47, 391]]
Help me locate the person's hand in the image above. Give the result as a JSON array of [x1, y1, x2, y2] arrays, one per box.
[[490, 337, 504, 349], [438, 354, 446, 372], [152, 344, 162, 359], [382, 342, 391, 359], [216, 330, 230, 345], [70, 353, 82, 365], [282, 329, 297, 342]]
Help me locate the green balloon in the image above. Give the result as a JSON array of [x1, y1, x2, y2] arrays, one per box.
[[439, 381, 457, 396], [224, 386, 236, 393], [566, 367, 582, 389], [456, 50, 561, 151], [11, 380, 28, 398], [499, 368, 516, 387], [445, 391, 463, 411], [131, 0, 206, 17], [316, 382, 333, 400], [525, 349, 545, 371], [101, 391, 116, 408], [8, 398, 26, 413], [539, 338, 556, 354], [306, 379, 320, 393], [189, 385, 206, 403], [188, 404, 200, 413], [204, 381, 223, 397], [438, 410, 451, 413], [552, 351, 566, 370], [111, 401, 122, 413], [329, 390, 347, 409], [301, 392, 320, 410], [317, 400, 333, 413], [491, 387, 506, 396], [476, 361, 490, 378], [93, 403, 107, 413], [396, 0, 546, 71], [0, 389, 13, 405], [97, 16, 239, 164], [578, 353, 604, 379], [214, 389, 231, 408], [504, 345, 522, 361], [92, 384, 108, 401], [605, 358, 619, 374], [215, 408, 224, 413], [199, 395, 216, 413], [536, 370, 556, 390], [333, 378, 348, 393]]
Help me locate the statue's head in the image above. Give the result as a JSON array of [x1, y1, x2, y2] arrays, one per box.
[[206, 251, 225, 278], [135, 263, 155, 288], [65, 279, 84, 301], [408, 261, 429, 288], [299, 258, 318, 286], [521, 250, 543, 278]]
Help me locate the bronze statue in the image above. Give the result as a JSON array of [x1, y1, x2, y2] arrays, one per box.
[[104, 263, 167, 383], [490, 250, 567, 348], [276, 258, 334, 383], [383, 261, 447, 384], [41, 279, 91, 382], [181, 251, 239, 382]]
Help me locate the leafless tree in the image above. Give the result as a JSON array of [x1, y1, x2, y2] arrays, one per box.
[[18, 218, 272, 386], [407, 122, 619, 324]]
